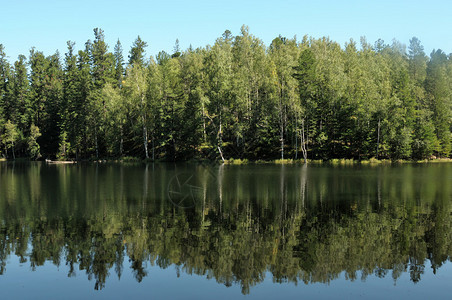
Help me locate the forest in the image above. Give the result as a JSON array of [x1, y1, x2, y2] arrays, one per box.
[[0, 26, 451, 161]]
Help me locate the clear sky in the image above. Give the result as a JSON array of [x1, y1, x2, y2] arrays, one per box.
[[1, 0, 451, 61]]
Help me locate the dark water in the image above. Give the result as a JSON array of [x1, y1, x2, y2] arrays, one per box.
[[0, 162, 451, 299]]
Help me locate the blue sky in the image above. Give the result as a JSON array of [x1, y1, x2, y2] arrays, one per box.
[[1, 0, 451, 61]]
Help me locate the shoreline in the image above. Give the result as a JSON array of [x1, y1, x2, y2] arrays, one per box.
[[1, 157, 451, 165]]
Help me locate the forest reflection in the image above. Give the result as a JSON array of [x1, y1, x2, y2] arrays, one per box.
[[0, 162, 451, 294]]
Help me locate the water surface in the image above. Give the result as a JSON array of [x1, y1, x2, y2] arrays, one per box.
[[0, 162, 451, 299]]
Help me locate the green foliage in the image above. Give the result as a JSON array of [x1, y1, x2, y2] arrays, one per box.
[[1, 120, 19, 159], [57, 130, 70, 160], [0, 28, 450, 160], [425, 50, 451, 157], [27, 124, 41, 159], [129, 36, 147, 67], [113, 39, 125, 88]]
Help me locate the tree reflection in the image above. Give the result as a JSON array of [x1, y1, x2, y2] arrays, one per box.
[[0, 162, 451, 293]]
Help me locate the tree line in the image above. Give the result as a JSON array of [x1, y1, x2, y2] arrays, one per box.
[[0, 26, 451, 161]]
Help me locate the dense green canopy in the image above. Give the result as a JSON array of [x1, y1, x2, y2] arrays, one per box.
[[0, 27, 451, 160]]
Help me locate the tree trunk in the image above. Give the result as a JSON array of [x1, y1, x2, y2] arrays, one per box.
[[280, 121, 284, 160], [218, 112, 225, 162], [301, 119, 308, 163], [218, 146, 225, 162], [119, 125, 124, 157], [279, 83, 284, 160], [142, 115, 149, 159], [295, 117, 298, 160], [376, 118, 381, 159], [138, 81, 149, 159], [152, 134, 155, 161], [202, 102, 207, 143]]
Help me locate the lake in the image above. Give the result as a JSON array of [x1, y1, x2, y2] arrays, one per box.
[[0, 162, 451, 299]]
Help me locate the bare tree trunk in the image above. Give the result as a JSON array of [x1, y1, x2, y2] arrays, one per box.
[[218, 146, 225, 162], [295, 117, 298, 160], [202, 102, 207, 143], [279, 85, 284, 160], [376, 118, 381, 159], [142, 115, 149, 159], [218, 113, 225, 162], [280, 121, 284, 160], [138, 81, 149, 159], [301, 119, 308, 163], [152, 134, 155, 161], [306, 119, 309, 154]]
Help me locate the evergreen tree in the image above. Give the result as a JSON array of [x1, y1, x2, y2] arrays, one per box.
[[408, 37, 427, 85], [43, 51, 64, 156], [113, 40, 125, 88], [178, 48, 205, 158], [129, 36, 147, 67], [11, 55, 30, 134], [0, 27, 450, 160], [0, 45, 9, 154], [425, 50, 451, 157], [72, 45, 92, 158]]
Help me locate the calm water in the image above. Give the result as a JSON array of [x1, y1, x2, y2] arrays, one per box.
[[0, 162, 451, 299]]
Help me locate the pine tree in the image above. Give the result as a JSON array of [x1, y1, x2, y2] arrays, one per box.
[[113, 40, 125, 88], [425, 50, 451, 157], [129, 36, 148, 67], [0, 44, 9, 154]]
